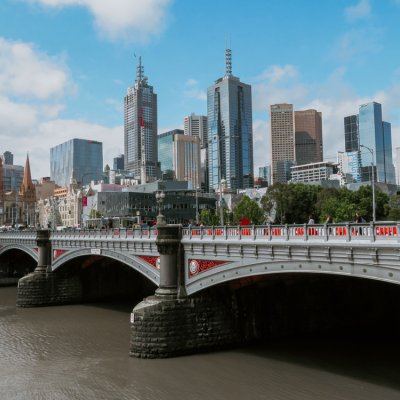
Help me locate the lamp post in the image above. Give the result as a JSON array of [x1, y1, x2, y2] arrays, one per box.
[[155, 191, 166, 225], [219, 178, 226, 226], [360, 144, 376, 222], [195, 185, 199, 225]]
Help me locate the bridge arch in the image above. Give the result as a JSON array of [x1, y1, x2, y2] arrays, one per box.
[[51, 248, 160, 286], [186, 258, 400, 295], [0, 244, 38, 262]]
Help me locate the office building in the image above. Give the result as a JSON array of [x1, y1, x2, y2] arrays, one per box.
[[270, 103, 295, 183], [258, 166, 271, 187], [207, 49, 254, 191], [158, 129, 184, 180], [184, 114, 208, 147], [295, 109, 323, 165], [3, 151, 13, 165], [337, 151, 362, 183], [291, 161, 339, 184], [124, 57, 158, 182], [184, 114, 208, 189], [358, 102, 395, 184], [50, 138, 103, 187], [113, 154, 124, 171], [173, 134, 201, 189], [344, 115, 359, 152], [396, 147, 400, 186], [3, 164, 24, 192]]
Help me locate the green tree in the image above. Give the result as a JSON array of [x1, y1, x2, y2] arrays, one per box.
[[199, 209, 220, 226], [232, 195, 264, 225], [261, 183, 320, 224]]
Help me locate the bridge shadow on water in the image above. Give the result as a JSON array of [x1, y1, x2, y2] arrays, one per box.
[[230, 273, 400, 392]]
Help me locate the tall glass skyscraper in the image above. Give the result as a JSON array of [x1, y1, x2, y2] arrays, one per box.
[[358, 102, 395, 184], [124, 57, 158, 182], [207, 49, 253, 191], [50, 139, 103, 186], [157, 129, 184, 179]]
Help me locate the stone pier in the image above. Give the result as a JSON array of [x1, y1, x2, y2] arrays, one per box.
[[17, 229, 82, 307], [130, 223, 240, 358]]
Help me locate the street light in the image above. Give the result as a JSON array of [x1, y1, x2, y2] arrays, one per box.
[[360, 144, 376, 222], [219, 178, 226, 226], [155, 191, 166, 225]]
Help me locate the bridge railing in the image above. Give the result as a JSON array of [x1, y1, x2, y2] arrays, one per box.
[[182, 222, 400, 242], [50, 227, 158, 240]]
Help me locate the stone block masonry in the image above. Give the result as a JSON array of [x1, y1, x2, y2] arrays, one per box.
[[130, 293, 240, 358], [17, 271, 82, 307]]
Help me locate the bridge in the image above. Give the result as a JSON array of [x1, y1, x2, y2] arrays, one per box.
[[0, 221, 399, 358]]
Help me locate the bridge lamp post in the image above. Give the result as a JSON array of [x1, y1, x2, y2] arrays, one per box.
[[155, 191, 166, 225], [360, 144, 376, 222]]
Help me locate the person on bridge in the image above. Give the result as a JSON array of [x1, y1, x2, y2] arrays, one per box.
[[308, 215, 315, 224]]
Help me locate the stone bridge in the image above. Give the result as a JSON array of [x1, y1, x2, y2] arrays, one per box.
[[0, 221, 399, 358]]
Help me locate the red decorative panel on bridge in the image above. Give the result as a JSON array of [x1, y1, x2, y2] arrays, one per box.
[[53, 249, 66, 260], [138, 255, 160, 270], [188, 259, 228, 277]]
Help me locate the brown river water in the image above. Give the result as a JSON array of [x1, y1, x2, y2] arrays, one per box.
[[1, 286, 400, 400]]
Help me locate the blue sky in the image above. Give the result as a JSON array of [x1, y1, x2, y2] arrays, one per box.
[[1, 0, 400, 179]]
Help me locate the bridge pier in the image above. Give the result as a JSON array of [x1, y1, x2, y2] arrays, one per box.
[[130, 223, 240, 358], [17, 230, 82, 307]]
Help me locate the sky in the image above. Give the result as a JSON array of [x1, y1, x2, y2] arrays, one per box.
[[1, 0, 400, 180]]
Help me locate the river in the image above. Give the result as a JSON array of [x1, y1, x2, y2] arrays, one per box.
[[1, 286, 400, 400]]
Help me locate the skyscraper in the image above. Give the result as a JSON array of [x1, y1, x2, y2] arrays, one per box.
[[113, 154, 124, 171], [358, 102, 395, 184], [207, 49, 253, 191], [344, 115, 359, 152], [50, 138, 103, 186], [270, 103, 295, 184], [184, 114, 208, 190], [124, 57, 158, 182], [173, 134, 201, 189], [157, 129, 184, 180], [295, 109, 323, 165]]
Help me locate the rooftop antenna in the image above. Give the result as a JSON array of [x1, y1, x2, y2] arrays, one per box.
[[225, 35, 232, 77]]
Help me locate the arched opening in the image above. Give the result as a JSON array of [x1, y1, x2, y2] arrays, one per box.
[[55, 255, 157, 305], [0, 249, 36, 280], [203, 273, 400, 342]]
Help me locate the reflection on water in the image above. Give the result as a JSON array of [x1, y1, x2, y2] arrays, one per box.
[[1, 286, 400, 400]]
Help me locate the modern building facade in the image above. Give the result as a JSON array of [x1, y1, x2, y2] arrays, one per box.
[[207, 49, 253, 192], [184, 114, 208, 190], [157, 129, 184, 180], [358, 102, 395, 184], [124, 57, 158, 182], [3, 164, 24, 192], [3, 151, 13, 165], [270, 103, 295, 184], [113, 154, 124, 171], [173, 134, 201, 189], [50, 138, 103, 187], [344, 115, 359, 152], [290, 161, 339, 184], [294, 109, 323, 165]]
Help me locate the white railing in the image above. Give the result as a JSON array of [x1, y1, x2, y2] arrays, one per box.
[[182, 222, 400, 242], [50, 227, 158, 240]]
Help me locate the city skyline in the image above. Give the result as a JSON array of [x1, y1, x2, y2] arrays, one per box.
[[1, 0, 400, 179]]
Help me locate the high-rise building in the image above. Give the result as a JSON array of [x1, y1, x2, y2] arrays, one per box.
[[358, 102, 395, 184], [344, 115, 359, 152], [50, 138, 103, 187], [270, 103, 295, 184], [184, 114, 208, 190], [3, 164, 24, 192], [295, 109, 323, 165], [184, 114, 208, 147], [113, 154, 124, 171], [3, 151, 13, 165], [124, 57, 158, 182], [207, 49, 253, 191], [396, 147, 400, 186], [173, 134, 201, 189], [157, 129, 184, 180]]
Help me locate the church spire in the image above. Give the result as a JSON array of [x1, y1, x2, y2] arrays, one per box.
[[20, 153, 34, 194]]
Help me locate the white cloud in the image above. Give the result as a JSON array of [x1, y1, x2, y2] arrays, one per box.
[[0, 37, 121, 178], [0, 38, 69, 99], [184, 79, 207, 101], [27, 0, 173, 42], [344, 0, 371, 21], [333, 28, 382, 63]]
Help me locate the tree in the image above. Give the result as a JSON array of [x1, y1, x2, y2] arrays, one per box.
[[232, 195, 264, 225], [199, 209, 220, 226], [261, 183, 320, 224]]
